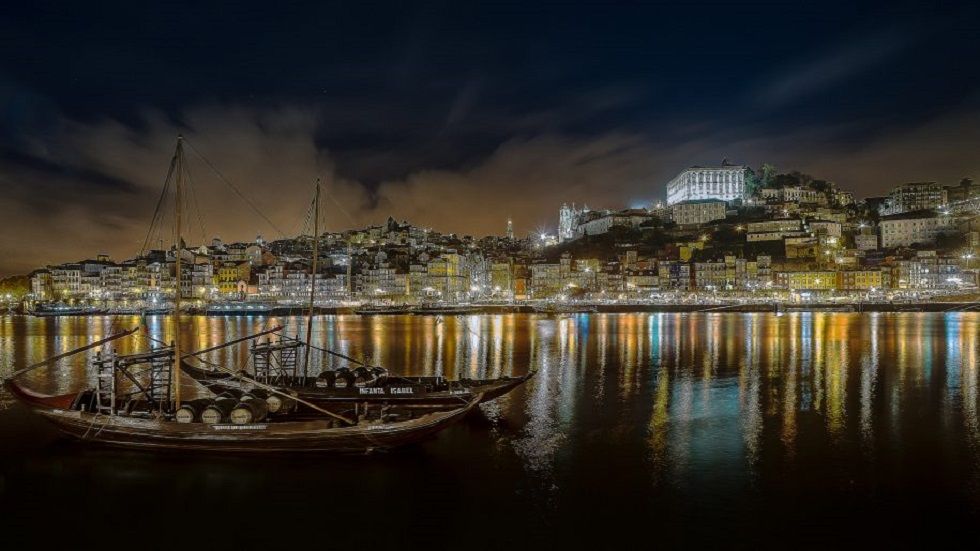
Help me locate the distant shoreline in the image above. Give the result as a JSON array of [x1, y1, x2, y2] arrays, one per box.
[[10, 302, 980, 317]]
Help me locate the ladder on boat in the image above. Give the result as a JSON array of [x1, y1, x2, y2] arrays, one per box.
[[92, 346, 175, 413], [251, 339, 302, 384], [93, 349, 117, 414]]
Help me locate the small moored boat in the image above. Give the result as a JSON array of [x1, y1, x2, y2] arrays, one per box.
[[411, 304, 482, 315], [532, 302, 597, 314], [4, 375, 479, 453]]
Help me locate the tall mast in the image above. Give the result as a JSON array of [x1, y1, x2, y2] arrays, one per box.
[[173, 136, 184, 410], [303, 179, 321, 379], [346, 241, 352, 298]]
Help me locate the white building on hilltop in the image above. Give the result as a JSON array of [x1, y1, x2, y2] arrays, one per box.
[[559, 203, 588, 242], [666, 163, 747, 205]]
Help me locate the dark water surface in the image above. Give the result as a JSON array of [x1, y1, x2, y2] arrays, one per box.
[[2, 312, 980, 549]]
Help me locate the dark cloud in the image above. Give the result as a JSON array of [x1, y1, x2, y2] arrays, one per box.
[[0, 148, 138, 198]]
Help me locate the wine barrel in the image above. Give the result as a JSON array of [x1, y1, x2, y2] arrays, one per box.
[[266, 390, 298, 414], [229, 394, 269, 424], [315, 370, 336, 388], [246, 388, 268, 398], [174, 402, 201, 424], [201, 393, 237, 425], [334, 369, 355, 388]]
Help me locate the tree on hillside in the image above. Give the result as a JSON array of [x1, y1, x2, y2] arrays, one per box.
[[760, 163, 777, 187], [745, 167, 762, 197], [0, 275, 29, 300], [810, 179, 833, 193], [774, 172, 802, 188]]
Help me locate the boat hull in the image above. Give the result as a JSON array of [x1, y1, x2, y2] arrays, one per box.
[[353, 307, 414, 315], [7, 380, 479, 453], [412, 306, 482, 315], [180, 362, 533, 410]]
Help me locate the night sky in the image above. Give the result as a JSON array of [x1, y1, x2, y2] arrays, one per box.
[[2, 1, 979, 274]]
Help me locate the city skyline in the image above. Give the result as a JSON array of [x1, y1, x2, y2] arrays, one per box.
[[21, 161, 979, 311], [1, 153, 976, 277]]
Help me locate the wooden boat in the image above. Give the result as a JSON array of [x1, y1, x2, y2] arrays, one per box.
[[179, 358, 534, 412], [412, 304, 482, 315], [4, 377, 480, 453], [31, 303, 105, 316], [353, 304, 414, 315], [179, 326, 532, 412]]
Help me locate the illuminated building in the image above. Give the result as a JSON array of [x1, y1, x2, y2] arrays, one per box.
[[879, 210, 956, 248], [530, 262, 562, 297], [836, 269, 884, 290], [657, 261, 691, 290], [559, 203, 585, 242], [665, 164, 747, 205], [760, 186, 827, 205], [775, 270, 838, 291], [855, 233, 878, 251], [216, 261, 251, 296], [879, 182, 948, 215], [746, 218, 806, 242], [670, 199, 726, 226]]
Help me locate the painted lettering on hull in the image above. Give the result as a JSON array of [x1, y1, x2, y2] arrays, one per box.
[[359, 387, 415, 395]]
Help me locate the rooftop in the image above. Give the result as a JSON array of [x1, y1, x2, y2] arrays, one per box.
[[879, 209, 945, 221], [673, 198, 727, 205]]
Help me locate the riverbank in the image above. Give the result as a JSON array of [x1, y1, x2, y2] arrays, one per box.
[[11, 301, 980, 316]]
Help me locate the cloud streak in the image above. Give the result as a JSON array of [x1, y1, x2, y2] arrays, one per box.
[[755, 30, 912, 107]]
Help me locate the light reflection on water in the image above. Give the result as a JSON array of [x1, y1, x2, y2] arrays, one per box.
[[2, 311, 980, 544], [2, 313, 979, 440]]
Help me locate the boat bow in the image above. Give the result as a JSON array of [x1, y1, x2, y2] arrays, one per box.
[[3, 378, 77, 410]]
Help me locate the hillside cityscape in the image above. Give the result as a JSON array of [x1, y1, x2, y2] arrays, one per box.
[[11, 162, 980, 313]]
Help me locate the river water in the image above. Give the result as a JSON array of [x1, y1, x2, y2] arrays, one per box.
[[2, 312, 980, 548]]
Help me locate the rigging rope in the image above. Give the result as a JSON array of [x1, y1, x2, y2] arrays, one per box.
[[182, 139, 287, 237], [326, 190, 358, 227], [182, 156, 209, 245], [139, 154, 176, 256]]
